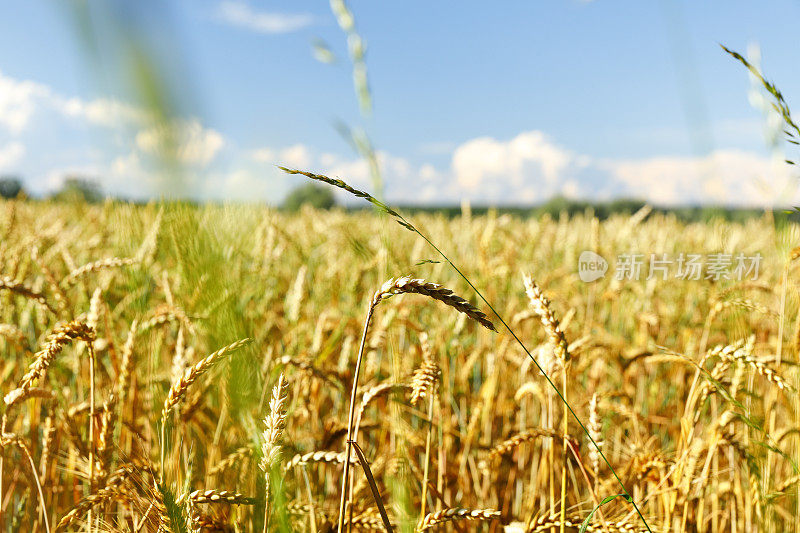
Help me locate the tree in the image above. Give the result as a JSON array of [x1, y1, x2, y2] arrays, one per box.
[[282, 183, 336, 211], [52, 177, 103, 203], [0, 177, 23, 199]]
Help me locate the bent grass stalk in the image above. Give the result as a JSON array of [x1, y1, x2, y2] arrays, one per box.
[[279, 166, 653, 533], [337, 276, 494, 533], [1, 433, 50, 533]]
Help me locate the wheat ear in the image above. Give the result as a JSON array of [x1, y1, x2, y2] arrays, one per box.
[[522, 275, 569, 362], [0, 275, 55, 315], [161, 338, 252, 418], [338, 276, 494, 533], [261, 373, 289, 533], [410, 360, 441, 406], [717, 345, 792, 391], [588, 393, 603, 491], [2, 387, 53, 411], [208, 446, 252, 476], [479, 428, 560, 471], [352, 382, 412, 457], [5, 320, 95, 405], [523, 274, 571, 531], [284, 450, 354, 471], [373, 276, 495, 331], [55, 466, 133, 531], [416, 508, 500, 531], [61, 257, 136, 287], [117, 319, 138, 403], [189, 489, 257, 505], [160, 338, 251, 479]]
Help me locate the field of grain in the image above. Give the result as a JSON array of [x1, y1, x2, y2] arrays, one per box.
[[1, 193, 799, 532]]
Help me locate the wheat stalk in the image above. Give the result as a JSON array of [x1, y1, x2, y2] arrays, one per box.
[[522, 274, 571, 532], [1, 432, 51, 533], [338, 274, 495, 533]]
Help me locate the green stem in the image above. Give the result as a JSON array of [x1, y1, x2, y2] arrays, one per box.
[[402, 218, 653, 533]]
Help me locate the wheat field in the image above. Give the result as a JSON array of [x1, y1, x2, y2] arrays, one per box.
[[1, 192, 799, 533]]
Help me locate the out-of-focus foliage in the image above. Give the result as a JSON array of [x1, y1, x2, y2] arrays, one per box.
[[282, 182, 336, 211], [0, 176, 23, 199], [51, 176, 103, 203]]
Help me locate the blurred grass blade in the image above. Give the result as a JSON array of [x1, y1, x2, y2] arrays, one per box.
[[350, 440, 393, 533]]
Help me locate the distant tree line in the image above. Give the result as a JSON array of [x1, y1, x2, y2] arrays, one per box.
[[0, 175, 103, 203], [0, 177, 793, 223], [391, 196, 776, 223]]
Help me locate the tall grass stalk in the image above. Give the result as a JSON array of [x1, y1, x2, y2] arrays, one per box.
[[279, 167, 653, 532]]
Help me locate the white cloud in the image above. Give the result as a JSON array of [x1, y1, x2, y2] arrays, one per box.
[[0, 71, 52, 133], [0, 142, 25, 171], [3, 61, 796, 206], [0, 70, 224, 170], [278, 144, 312, 169], [0, 70, 147, 135], [257, 131, 799, 208], [251, 144, 312, 170], [59, 97, 145, 129], [251, 147, 274, 163], [136, 119, 225, 168], [451, 131, 577, 202], [210, 168, 273, 201], [605, 149, 796, 206], [217, 1, 313, 34]]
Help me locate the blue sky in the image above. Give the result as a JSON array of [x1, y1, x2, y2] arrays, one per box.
[[0, 0, 799, 206]]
